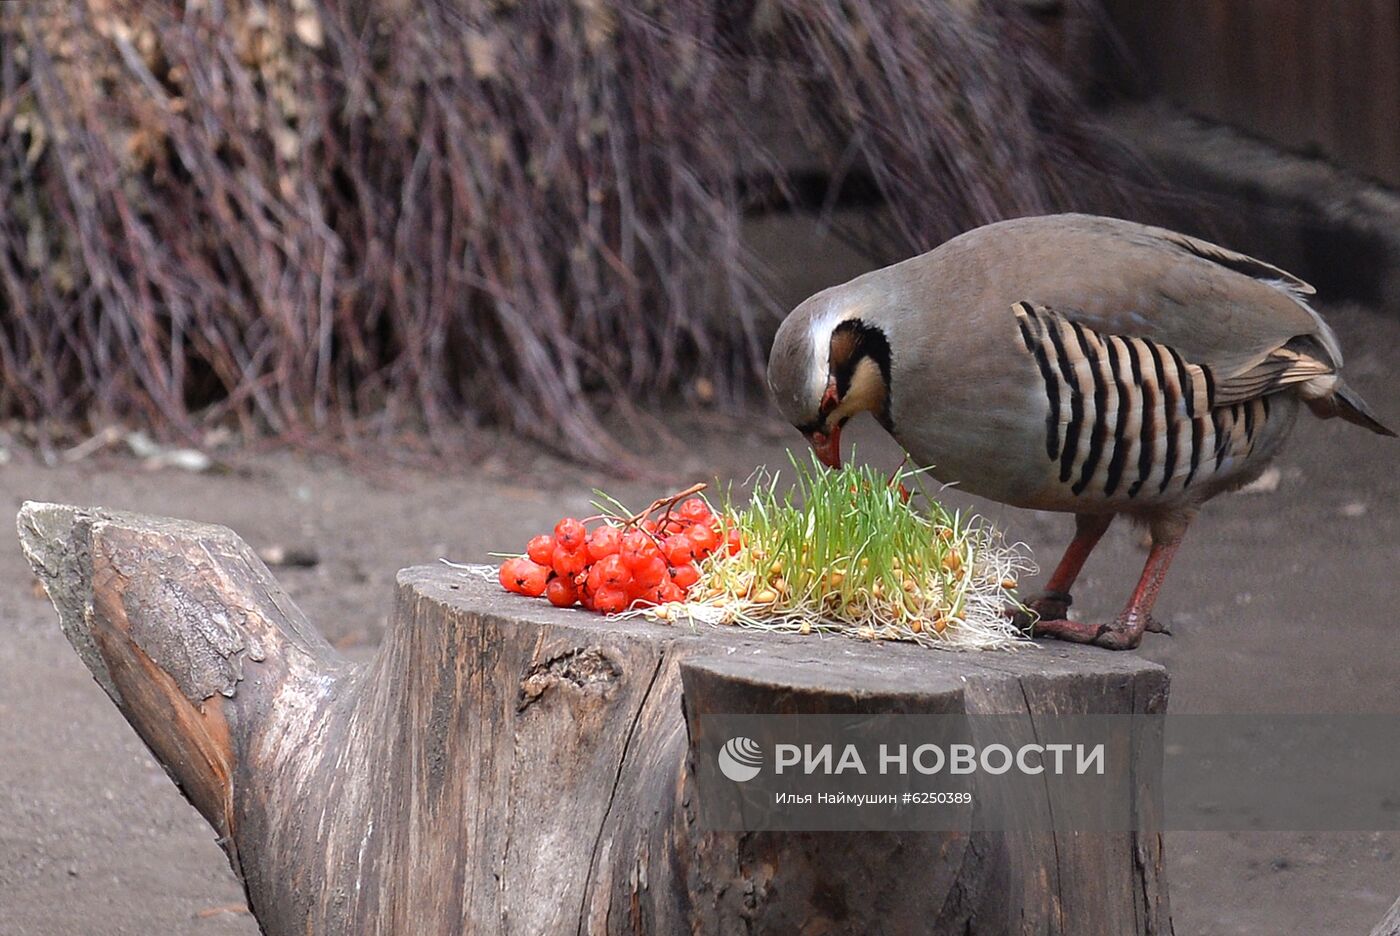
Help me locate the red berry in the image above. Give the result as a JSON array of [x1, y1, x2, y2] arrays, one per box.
[[593, 586, 629, 614], [586, 563, 606, 594], [499, 558, 549, 597], [634, 584, 666, 605], [552, 545, 589, 577], [670, 563, 700, 589], [633, 555, 668, 589], [679, 498, 711, 523], [657, 580, 685, 603], [662, 535, 694, 566], [587, 525, 622, 561], [726, 528, 743, 556], [520, 561, 550, 596], [641, 518, 659, 534], [554, 517, 587, 551], [545, 576, 578, 608], [688, 522, 719, 557], [576, 570, 595, 601], [662, 518, 686, 536], [526, 535, 555, 565], [596, 554, 633, 589], [619, 530, 660, 567], [498, 559, 525, 594]]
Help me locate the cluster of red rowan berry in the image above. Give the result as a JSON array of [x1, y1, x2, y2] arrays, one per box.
[[498, 494, 741, 614]]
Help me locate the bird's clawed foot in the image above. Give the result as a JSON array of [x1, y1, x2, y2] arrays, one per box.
[[1007, 589, 1072, 630], [1030, 616, 1112, 646], [1028, 589, 1072, 622], [1018, 513, 1185, 651], [1030, 608, 1170, 650]]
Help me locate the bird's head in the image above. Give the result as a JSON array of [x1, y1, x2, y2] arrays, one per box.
[[766, 291, 892, 469]]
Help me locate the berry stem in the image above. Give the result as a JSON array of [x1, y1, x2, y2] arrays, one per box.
[[623, 482, 707, 528]]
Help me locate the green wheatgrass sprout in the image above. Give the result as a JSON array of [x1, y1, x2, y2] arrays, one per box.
[[629, 452, 1036, 651]]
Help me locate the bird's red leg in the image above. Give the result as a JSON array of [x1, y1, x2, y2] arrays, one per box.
[[1026, 513, 1113, 623], [1034, 512, 1192, 650]]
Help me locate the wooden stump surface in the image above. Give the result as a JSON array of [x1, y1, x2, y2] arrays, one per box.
[[18, 502, 1172, 935]]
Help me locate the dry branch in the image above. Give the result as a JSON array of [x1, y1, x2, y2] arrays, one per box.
[[0, 1, 1142, 465]]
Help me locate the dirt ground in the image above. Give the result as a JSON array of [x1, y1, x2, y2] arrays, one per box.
[[1, 299, 1398, 935]]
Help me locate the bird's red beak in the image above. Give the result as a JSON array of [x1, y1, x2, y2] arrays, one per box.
[[805, 426, 842, 469]]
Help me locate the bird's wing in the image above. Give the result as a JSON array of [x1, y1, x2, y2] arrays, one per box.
[[1207, 338, 1336, 405], [1016, 217, 1342, 396], [1149, 226, 1314, 297]]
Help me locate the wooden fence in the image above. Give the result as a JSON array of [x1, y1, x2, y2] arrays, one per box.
[[1100, 0, 1400, 187]]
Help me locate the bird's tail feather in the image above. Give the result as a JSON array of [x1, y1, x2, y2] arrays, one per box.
[[1307, 382, 1397, 437]]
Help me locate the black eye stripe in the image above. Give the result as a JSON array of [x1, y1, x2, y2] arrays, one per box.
[[828, 318, 893, 427], [830, 321, 891, 387]]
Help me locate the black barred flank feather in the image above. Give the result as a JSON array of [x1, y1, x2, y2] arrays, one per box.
[[1011, 303, 1320, 501]]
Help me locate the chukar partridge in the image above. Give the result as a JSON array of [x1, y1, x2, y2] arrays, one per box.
[[767, 214, 1394, 649]]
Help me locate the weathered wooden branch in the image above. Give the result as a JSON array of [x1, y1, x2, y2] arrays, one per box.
[[18, 502, 1172, 935]]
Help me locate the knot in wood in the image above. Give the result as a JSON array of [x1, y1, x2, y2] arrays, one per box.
[[517, 647, 621, 712]]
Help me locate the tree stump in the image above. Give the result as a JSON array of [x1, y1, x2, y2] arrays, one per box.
[[17, 502, 1172, 935]]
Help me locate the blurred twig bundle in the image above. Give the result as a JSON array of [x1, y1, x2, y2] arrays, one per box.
[[0, 0, 1135, 464]]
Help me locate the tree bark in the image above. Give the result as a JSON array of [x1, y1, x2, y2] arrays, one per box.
[[18, 502, 1173, 935]]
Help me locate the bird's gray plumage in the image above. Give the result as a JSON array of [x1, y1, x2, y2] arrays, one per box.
[[767, 213, 1390, 514]]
